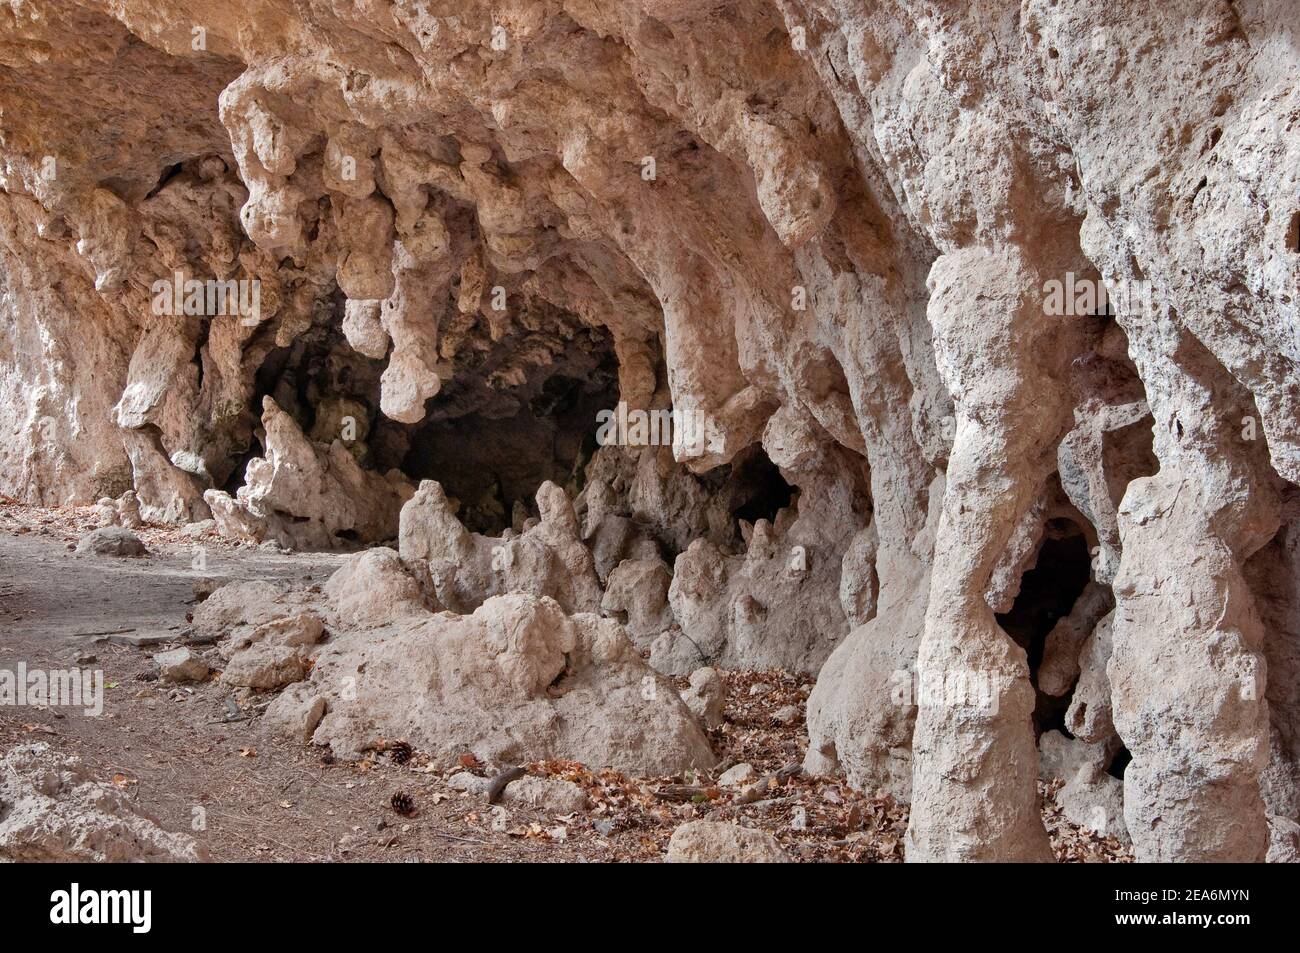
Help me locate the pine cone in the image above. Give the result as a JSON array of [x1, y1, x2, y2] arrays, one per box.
[[389, 741, 413, 764], [391, 790, 415, 816]]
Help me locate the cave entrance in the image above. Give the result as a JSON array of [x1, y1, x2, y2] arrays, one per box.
[[726, 445, 795, 527], [402, 327, 620, 535], [995, 520, 1093, 735], [224, 291, 392, 493]]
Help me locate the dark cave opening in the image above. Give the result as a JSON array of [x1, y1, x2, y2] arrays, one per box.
[[725, 445, 796, 527], [995, 522, 1093, 735], [220, 346, 294, 494], [402, 330, 621, 535], [141, 161, 184, 202], [224, 294, 391, 492], [223, 293, 627, 539], [221, 297, 796, 548]]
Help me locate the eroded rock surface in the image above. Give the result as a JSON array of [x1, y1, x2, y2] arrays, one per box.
[[1, 0, 1297, 862], [193, 559, 714, 777], [0, 743, 205, 862], [664, 821, 791, 863]]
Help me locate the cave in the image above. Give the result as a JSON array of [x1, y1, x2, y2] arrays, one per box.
[[223, 292, 393, 493], [3, 0, 1296, 868], [727, 446, 796, 527], [995, 521, 1094, 735], [223, 296, 625, 538], [402, 326, 621, 534]]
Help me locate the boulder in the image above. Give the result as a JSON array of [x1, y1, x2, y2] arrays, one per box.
[[263, 684, 327, 743], [325, 547, 429, 627], [153, 647, 210, 683], [680, 667, 725, 730], [306, 592, 715, 775], [74, 527, 147, 557], [501, 776, 590, 814], [664, 821, 790, 863], [0, 743, 205, 862], [718, 763, 756, 787], [222, 643, 308, 690]]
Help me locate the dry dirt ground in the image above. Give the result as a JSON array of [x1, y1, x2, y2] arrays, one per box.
[[0, 500, 1130, 862]]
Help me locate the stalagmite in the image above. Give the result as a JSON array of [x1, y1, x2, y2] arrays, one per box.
[[0, 0, 1296, 863]]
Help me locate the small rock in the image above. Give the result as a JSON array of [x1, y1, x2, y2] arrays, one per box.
[[664, 821, 791, 863], [221, 643, 307, 690], [1266, 814, 1300, 864], [153, 647, 210, 683], [74, 527, 147, 558], [447, 772, 489, 796], [115, 490, 143, 529], [253, 611, 325, 648], [181, 519, 216, 538], [91, 498, 117, 528], [718, 763, 757, 787], [263, 684, 326, 743], [772, 705, 800, 725], [336, 832, 362, 853], [680, 666, 725, 729], [501, 776, 589, 814]]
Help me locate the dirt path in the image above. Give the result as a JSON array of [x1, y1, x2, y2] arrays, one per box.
[[0, 502, 1129, 862], [0, 507, 595, 861]]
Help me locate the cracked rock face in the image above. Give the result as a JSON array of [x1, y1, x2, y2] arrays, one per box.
[[1, 0, 1299, 861]]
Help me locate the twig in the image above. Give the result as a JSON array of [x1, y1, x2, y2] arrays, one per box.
[[732, 762, 803, 805], [652, 784, 714, 802], [426, 826, 493, 846]]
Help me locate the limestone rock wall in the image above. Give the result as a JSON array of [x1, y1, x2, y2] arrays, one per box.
[[1, 0, 1298, 861]]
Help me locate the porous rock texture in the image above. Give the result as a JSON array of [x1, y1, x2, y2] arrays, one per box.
[[0, 743, 206, 862], [1, 1, 1298, 862], [664, 820, 792, 863], [195, 560, 715, 776], [305, 585, 716, 774]]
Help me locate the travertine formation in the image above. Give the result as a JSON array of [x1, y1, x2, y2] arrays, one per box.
[[1, 1, 1298, 861], [192, 562, 715, 775], [0, 743, 205, 862]]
